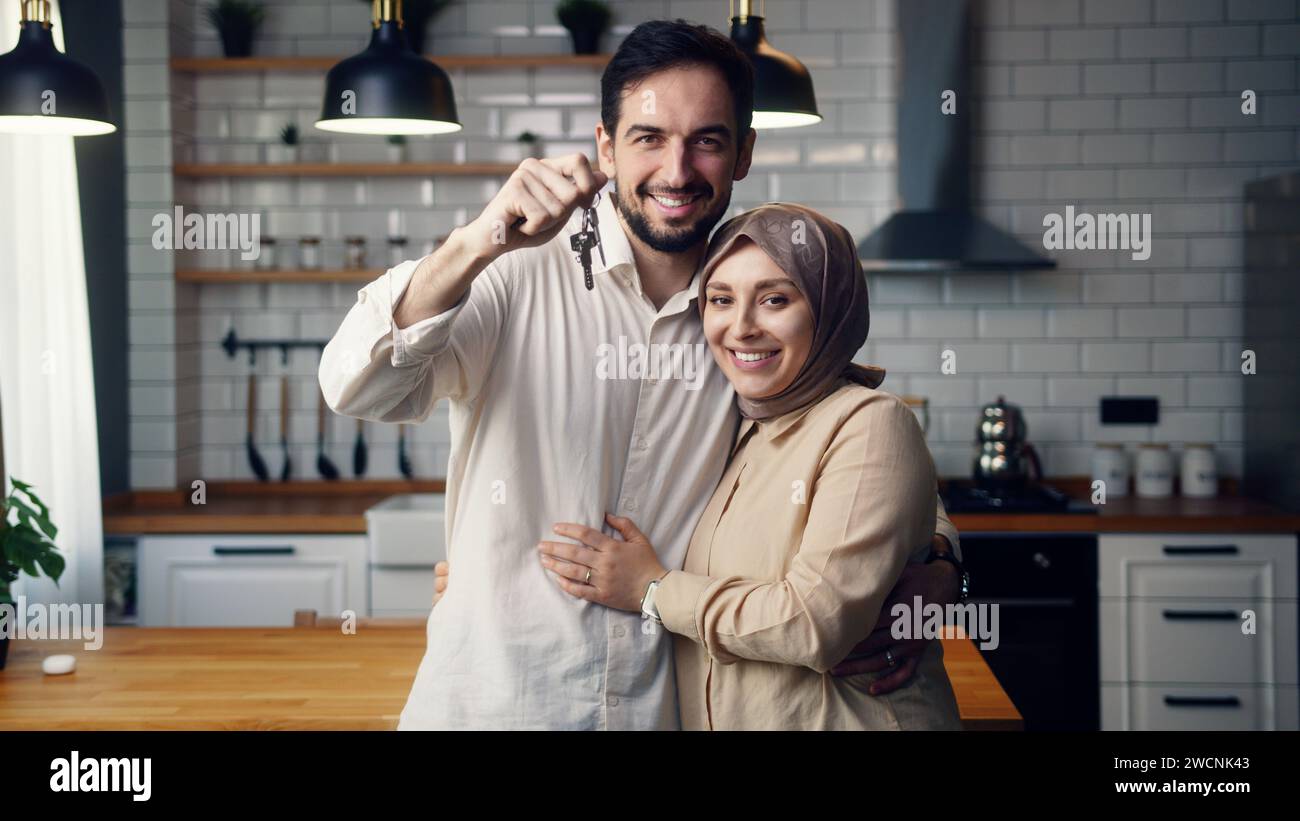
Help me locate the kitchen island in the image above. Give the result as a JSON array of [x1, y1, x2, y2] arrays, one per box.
[[0, 627, 1022, 731]]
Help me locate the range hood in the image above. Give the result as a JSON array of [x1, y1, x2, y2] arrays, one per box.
[[857, 0, 1056, 272]]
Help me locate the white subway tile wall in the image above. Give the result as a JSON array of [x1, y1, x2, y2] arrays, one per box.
[[120, 0, 1300, 487]]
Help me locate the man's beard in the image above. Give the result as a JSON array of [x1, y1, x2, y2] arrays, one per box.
[[612, 179, 732, 254]]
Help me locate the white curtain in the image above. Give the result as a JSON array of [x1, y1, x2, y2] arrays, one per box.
[[0, 0, 105, 606]]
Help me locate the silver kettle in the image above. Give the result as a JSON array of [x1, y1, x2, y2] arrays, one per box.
[[973, 396, 1042, 484]]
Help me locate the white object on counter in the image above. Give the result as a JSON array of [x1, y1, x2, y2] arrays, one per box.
[[1091, 442, 1129, 498], [1135, 443, 1174, 498], [42, 654, 76, 675], [1180, 443, 1218, 498]]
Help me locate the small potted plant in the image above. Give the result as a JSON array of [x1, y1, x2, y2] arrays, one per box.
[[268, 122, 299, 164], [517, 130, 542, 159], [0, 479, 65, 670], [355, 0, 456, 54], [386, 134, 408, 163], [556, 0, 611, 55], [205, 0, 266, 58]]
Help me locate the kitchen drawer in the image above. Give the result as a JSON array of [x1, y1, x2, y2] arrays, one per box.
[[1101, 599, 1298, 685], [1102, 684, 1299, 730], [138, 535, 367, 627], [370, 567, 436, 617], [1099, 534, 1297, 599]]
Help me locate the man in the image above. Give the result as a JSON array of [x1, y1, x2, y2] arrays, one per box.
[[320, 19, 966, 730]]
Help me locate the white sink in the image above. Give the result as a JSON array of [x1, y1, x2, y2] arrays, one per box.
[[365, 493, 446, 566]]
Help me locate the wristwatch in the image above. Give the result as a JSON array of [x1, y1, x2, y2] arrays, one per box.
[[640, 578, 663, 624], [926, 549, 971, 603]]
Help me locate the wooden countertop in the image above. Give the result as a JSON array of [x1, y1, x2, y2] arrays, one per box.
[[103, 480, 445, 534], [102, 479, 1300, 535], [0, 627, 1021, 731]]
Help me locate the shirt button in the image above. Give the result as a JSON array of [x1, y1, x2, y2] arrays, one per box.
[[636, 436, 649, 450], [357, 290, 368, 303], [623, 499, 637, 512], [607, 696, 620, 707], [612, 625, 626, 638]]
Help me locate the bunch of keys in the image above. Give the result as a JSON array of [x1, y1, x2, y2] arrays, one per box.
[[568, 191, 604, 291]]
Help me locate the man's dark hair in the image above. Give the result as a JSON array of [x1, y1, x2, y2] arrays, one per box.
[[600, 19, 755, 143]]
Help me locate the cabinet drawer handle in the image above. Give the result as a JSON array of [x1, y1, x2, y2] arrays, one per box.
[[1161, 544, 1239, 556], [213, 545, 296, 556], [1163, 695, 1241, 709], [1161, 609, 1239, 621]]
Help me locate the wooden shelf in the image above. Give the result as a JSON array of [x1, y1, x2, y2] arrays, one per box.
[[173, 162, 514, 177], [171, 54, 610, 72], [176, 269, 383, 284]]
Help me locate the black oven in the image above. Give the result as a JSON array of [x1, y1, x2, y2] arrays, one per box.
[[958, 533, 1099, 731]]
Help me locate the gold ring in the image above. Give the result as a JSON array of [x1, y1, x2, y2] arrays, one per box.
[[584, 568, 592, 584]]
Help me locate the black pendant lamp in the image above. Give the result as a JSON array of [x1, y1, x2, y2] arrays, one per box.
[[729, 0, 821, 129], [316, 0, 460, 136], [0, 0, 115, 136]]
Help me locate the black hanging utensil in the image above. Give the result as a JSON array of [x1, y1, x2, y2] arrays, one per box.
[[397, 424, 413, 479], [352, 418, 368, 477], [245, 353, 269, 482], [278, 372, 292, 482], [315, 385, 339, 480]]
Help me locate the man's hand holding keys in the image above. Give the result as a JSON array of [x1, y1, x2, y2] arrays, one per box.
[[464, 153, 608, 257], [394, 153, 607, 327]]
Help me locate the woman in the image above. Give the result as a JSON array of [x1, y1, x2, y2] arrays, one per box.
[[537, 203, 963, 730]]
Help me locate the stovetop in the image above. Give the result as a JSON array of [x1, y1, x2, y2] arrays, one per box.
[[941, 480, 1099, 515]]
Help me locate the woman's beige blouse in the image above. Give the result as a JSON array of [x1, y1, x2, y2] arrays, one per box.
[[655, 380, 963, 730]]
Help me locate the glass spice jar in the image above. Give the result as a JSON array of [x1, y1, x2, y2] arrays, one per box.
[[299, 236, 321, 270], [344, 236, 367, 270], [387, 236, 408, 268], [255, 236, 276, 271]]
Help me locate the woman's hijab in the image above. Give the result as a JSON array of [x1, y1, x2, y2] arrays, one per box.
[[697, 202, 886, 421]]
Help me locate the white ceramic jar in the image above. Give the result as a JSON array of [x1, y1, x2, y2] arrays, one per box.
[[1180, 443, 1218, 498], [1135, 443, 1174, 498], [1091, 443, 1129, 498]]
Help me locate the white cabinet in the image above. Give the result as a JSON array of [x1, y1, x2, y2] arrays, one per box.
[[1099, 533, 1299, 730], [138, 534, 368, 627], [1103, 684, 1299, 731]]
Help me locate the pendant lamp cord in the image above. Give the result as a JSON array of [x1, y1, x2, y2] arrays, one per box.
[[372, 0, 404, 28], [20, 0, 53, 27]]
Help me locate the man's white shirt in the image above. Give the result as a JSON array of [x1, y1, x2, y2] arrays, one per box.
[[320, 193, 737, 729]]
